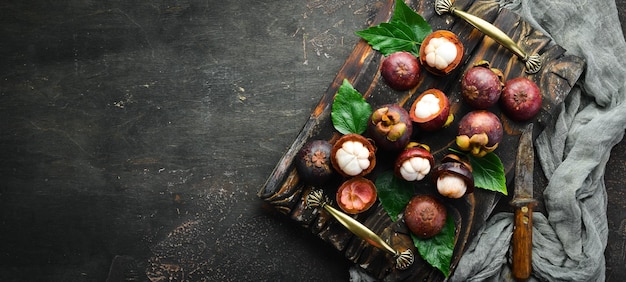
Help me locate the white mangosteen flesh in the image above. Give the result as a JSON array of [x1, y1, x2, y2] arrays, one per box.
[[400, 157, 431, 181], [413, 93, 440, 119], [436, 174, 467, 198], [425, 37, 458, 70], [335, 141, 371, 176]]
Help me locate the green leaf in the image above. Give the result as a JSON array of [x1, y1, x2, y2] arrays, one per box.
[[355, 0, 431, 56], [412, 214, 455, 277], [391, 0, 432, 44], [331, 79, 372, 135], [355, 21, 419, 56], [469, 152, 507, 195], [446, 149, 507, 195], [375, 171, 414, 221]]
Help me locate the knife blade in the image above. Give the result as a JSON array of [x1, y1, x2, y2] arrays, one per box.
[[510, 123, 538, 281]]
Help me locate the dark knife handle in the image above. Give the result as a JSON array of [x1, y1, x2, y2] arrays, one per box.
[[512, 203, 534, 281]]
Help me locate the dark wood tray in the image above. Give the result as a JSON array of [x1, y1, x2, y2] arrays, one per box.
[[258, 0, 584, 280]]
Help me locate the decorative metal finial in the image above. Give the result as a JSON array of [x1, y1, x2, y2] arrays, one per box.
[[434, 0, 453, 15], [306, 190, 414, 270], [394, 249, 415, 270], [305, 189, 327, 208], [524, 54, 542, 74]]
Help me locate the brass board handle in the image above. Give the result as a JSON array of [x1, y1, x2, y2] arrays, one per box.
[[306, 190, 414, 270], [435, 0, 542, 74]]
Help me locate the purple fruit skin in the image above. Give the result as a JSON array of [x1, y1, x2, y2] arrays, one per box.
[[500, 77, 542, 121], [461, 67, 502, 109], [404, 194, 447, 239], [458, 110, 503, 147], [367, 104, 413, 152], [381, 52, 420, 91], [295, 140, 334, 184]]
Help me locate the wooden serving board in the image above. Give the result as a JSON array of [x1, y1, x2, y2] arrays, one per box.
[[258, 0, 584, 280]]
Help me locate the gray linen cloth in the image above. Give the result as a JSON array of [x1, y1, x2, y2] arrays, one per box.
[[449, 0, 626, 281]]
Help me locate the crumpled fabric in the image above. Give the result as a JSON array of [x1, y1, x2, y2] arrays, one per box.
[[449, 0, 626, 281]]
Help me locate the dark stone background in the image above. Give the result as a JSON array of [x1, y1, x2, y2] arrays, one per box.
[[0, 1, 624, 281]]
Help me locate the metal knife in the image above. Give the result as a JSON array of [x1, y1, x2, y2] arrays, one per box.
[[510, 123, 538, 281]]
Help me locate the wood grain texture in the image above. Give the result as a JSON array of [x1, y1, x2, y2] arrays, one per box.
[[512, 204, 535, 281], [259, 0, 585, 280]]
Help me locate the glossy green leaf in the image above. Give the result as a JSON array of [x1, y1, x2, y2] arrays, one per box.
[[447, 148, 507, 195], [391, 0, 432, 44], [355, 21, 419, 56], [355, 0, 432, 56], [412, 214, 455, 277], [375, 171, 414, 221], [470, 152, 507, 195], [331, 79, 372, 135]]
